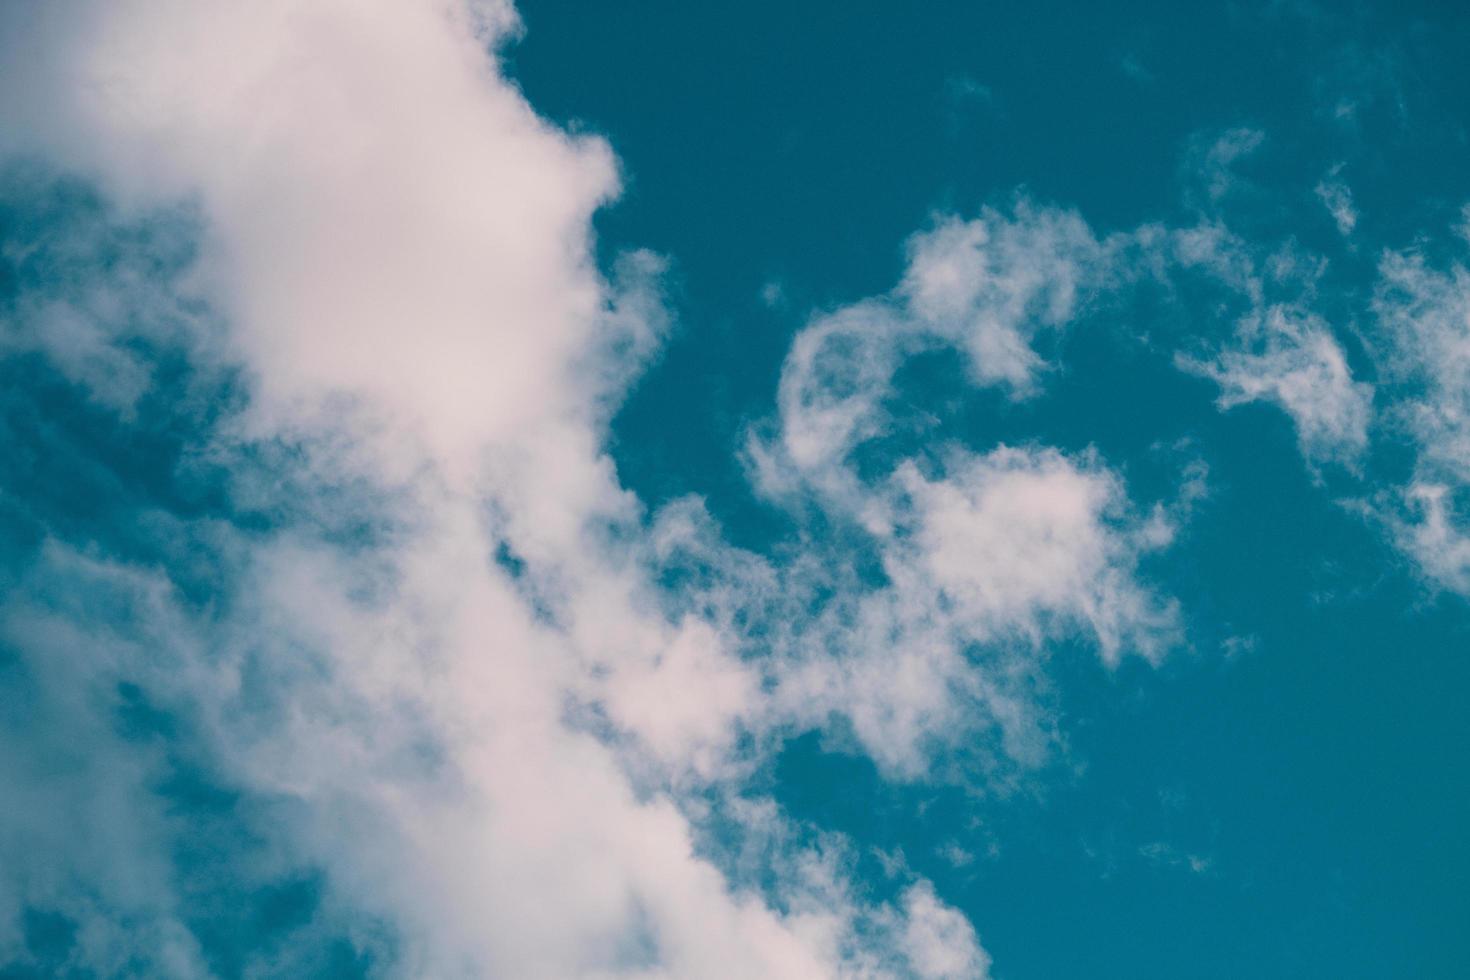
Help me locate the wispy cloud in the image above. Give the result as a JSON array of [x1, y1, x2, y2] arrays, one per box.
[[1315, 166, 1359, 236]]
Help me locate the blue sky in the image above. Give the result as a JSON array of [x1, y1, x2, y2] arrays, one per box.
[[1, 1, 1468, 977]]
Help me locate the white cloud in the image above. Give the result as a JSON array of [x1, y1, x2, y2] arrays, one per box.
[[1397, 483, 1470, 595], [0, 0, 989, 976], [896, 883, 991, 980], [1372, 237, 1470, 591], [1178, 194, 1470, 597], [1315, 168, 1358, 236], [1166, 154, 1470, 596], [755, 202, 1108, 513], [896, 448, 1177, 665], [0, 186, 200, 415], [1374, 246, 1470, 483], [1164, 182, 1374, 471], [0, 0, 627, 481], [764, 298, 910, 506], [900, 205, 1102, 392], [0, 536, 863, 978], [761, 444, 1178, 781], [742, 206, 1181, 781], [1178, 304, 1373, 466]]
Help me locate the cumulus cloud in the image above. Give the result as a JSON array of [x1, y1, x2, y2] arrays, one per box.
[[895, 449, 1177, 665], [0, 0, 994, 975], [3, 2, 1352, 975], [895, 883, 991, 980], [0, 0, 645, 483]]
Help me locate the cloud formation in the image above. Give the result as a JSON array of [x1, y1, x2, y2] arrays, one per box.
[[28, 4, 1460, 977], [1372, 230, 1470, 591], [4, 4, 1468, 976], [1179, 304, 1372, 466], [0, 1, 1003, 975], [743, 205, 1181, 779]]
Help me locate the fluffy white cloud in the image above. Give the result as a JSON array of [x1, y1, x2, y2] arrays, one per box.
[[896, 449, 1176, 664], [899, 205, 1102, 391], [0, 0, 635, 480], [896, 883, 991, 980], [0, 1, 991, 976], [743, 206, 1181, 781], [761, 443, 1178, 781]]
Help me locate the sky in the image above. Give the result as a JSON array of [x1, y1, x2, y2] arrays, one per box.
[[0, 1, 1467, 978]]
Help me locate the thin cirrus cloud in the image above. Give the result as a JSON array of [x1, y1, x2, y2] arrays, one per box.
[[1165, 132, 1470, 594]]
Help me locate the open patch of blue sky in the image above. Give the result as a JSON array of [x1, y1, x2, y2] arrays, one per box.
[[0, 1, 1467, 977]]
